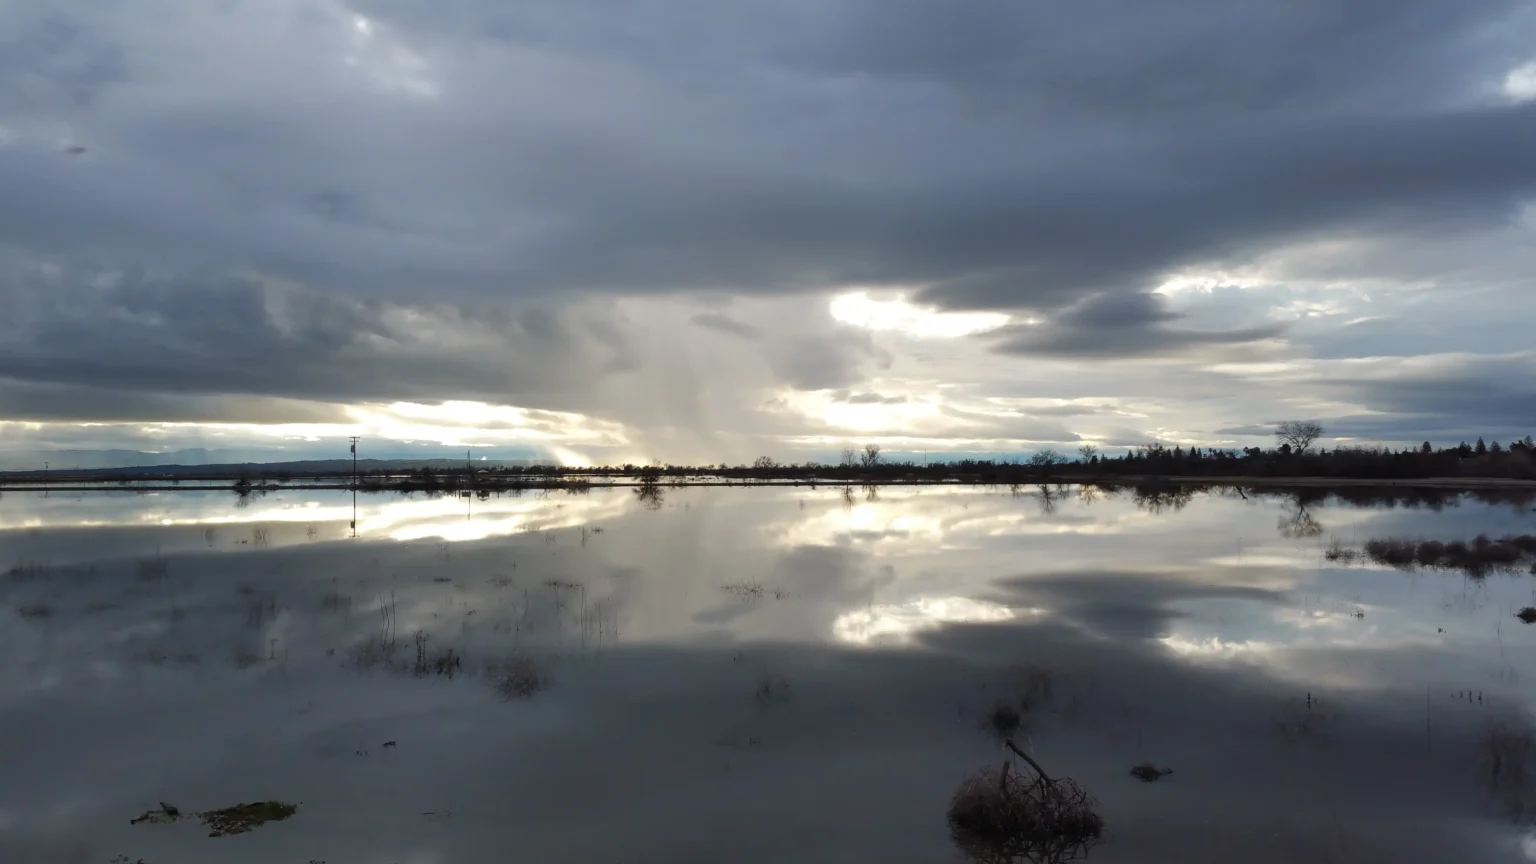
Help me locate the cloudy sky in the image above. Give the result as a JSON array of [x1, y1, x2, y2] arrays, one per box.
[[1, 0, 1535, 466]]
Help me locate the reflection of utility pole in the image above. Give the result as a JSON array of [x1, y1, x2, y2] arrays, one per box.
[[348, 436, 360, 539]]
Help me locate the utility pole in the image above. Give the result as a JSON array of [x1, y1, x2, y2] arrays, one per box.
[[348, 436, 360, 539]]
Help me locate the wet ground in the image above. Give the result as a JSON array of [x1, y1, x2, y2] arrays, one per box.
[[3, 483, 1536, 863]]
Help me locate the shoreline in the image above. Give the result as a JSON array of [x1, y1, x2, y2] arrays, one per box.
[[1, 475, 1534, 493]]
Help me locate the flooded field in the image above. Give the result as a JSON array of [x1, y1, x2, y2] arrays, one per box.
[[4, 483, 1536, 863]]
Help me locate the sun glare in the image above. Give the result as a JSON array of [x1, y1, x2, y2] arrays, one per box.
[[829, 292, 1009, 338], [832, 596, 1021, 645]]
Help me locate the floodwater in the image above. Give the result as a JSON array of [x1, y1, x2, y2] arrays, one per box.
[[3, 483, 1536, 863]]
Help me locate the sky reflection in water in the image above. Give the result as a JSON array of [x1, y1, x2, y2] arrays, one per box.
[[2, 484, 1535, 863]]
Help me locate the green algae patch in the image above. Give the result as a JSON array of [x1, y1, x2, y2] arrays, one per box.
[[198, 801, 299, 837], [130, 802, 182, 825], [131, 800, 299, 837]]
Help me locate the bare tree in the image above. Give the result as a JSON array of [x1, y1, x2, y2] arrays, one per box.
[[1028, 449, 1064, 467], [840, 447, 859, 468], [752, 456, 778, 470], [1275, 421, 1324, 454], [1076, 444, 1099, 463], [861, 444, 882, 468]]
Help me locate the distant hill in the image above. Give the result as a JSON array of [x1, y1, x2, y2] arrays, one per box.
[[0, 456, 530, 479]]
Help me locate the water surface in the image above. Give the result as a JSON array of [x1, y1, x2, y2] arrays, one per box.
[[3, 484, 1536, 863]]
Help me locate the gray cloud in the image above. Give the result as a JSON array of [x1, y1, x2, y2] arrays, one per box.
[[1322, 354, 1536, 437], [838, 391, 908, 405], [0, 0, 1534, 455], [689, 312, 761, 340], [0, 379, 346, 425], [989, 292, 1286, 357], [0, 265, 606, 407], [1, 0, 1531, 314], [767, 332, 892, 392]]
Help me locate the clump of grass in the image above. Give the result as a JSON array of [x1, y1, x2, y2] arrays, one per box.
[[1010, 665, 1055, 713], [319, 592, 352, 612], [1517, 608, 1536, 625], [16, 602, 53, 620], [133, 799, 299, 837], [984, 700, 1023, 741], [408, 631, 463, 678], [1323, 538, 1362, 565], [486, 654, 548, 700], [721, 581, 766, 600], [199, 801, 298, 837], [1129, 762, 1173, 783], [347, 633, 399, 671], [1360, 534, 1536, 577], [130, 802, 182, 825], [6, 561, 50, 582], [755, 672, 791, 707], [1363, 538, 1419, 569], [135, 557, 170, 581], [1479, 718, 1536, 821], [232, 645, 263, 669], [431, 648, 462, 677], [948, 742, 1104, 864]]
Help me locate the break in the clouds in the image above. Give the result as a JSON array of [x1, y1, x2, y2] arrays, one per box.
[[0, 0, 1534, 464]]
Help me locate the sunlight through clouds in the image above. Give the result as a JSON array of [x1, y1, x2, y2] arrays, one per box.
[[829, 292, 1010, 339], [337, 5, 440, 98], [1504, 61, 1536, 103], [832, 596, 1022, 645]]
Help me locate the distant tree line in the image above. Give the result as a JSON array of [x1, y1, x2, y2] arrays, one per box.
[[261, 423, 1536, 485], [9, 422, 1536, 490]]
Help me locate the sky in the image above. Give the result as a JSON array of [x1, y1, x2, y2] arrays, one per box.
[[1, 0, 1535, 467]]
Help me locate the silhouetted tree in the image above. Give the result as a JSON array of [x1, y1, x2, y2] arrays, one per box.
[[1275, 421, 1324, 454], [861, 444, 882, 468]]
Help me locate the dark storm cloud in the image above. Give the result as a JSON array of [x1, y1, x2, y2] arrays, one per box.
[[0, 0, 1534, 438], [0, 267, 615, 409], [2, 0, 1533, 313], [1208, 354, 1536, 444], [1319, 355, 1536, 440], [989, 292, 1285, 357], [995, 569, 1284, 641], [0, 379, 347, 425], [790, 0, 1532, 115]]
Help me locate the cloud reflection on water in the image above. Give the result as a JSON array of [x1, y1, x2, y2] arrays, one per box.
[[0, 484, 1534, 862]]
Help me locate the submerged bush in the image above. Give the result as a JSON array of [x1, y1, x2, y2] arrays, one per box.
[[948, 744, 1103, 864]]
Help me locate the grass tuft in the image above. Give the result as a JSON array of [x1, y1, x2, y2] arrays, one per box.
[[486, 654, 548, 700]]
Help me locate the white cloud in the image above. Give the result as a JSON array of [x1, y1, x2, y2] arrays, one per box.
[[832, 596, 1022, 645], [1504, 61, 1536, 102], [829, 292, 1010, 339]]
